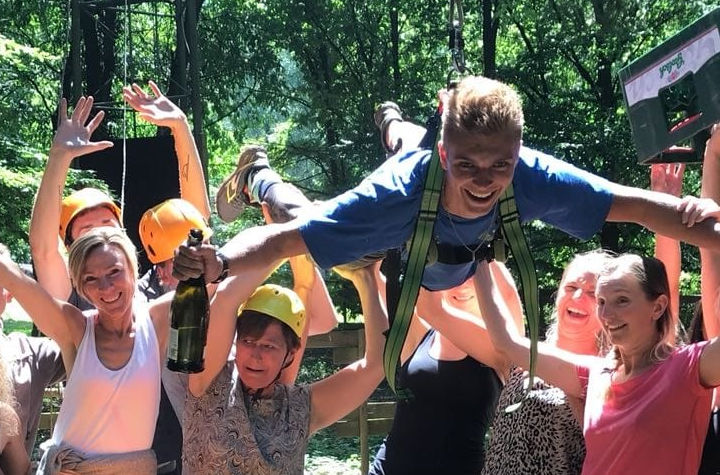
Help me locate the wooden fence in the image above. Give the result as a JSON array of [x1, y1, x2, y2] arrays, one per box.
[[306, 328, 395, 474]]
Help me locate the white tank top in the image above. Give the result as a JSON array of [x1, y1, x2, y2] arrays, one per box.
[[51, 303, 161, 455]]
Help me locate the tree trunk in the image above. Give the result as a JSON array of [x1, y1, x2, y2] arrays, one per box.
[[98, 8, 117, 105], [81, 8, 101, 98], [600, 222, 620, 253], [482, 0, 498, 78]]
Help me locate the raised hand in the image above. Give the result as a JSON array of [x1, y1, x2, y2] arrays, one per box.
[[50, 96, 113, 160], [123, 80, 186, 129], [650, 162, 685, 197]]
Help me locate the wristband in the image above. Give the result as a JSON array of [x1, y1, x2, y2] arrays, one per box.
[[211, 252, 230, 284]]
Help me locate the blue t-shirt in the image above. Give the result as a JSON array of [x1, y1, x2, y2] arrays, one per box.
[[298, 147, 614, 290]]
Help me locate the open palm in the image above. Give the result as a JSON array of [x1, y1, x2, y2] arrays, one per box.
[[650, 163, 685, 197], [123, 80, 185, 128], [51, 96, 113, 159]]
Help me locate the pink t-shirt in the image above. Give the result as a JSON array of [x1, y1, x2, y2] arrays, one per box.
[[578, 342, 713, 475]]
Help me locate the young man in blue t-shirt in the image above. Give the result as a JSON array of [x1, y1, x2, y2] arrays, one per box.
[[174, 75, 720, 298]]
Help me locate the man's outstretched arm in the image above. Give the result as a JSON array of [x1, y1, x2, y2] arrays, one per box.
[[607, 183, 720, 251], [173, 220, 308, 283]]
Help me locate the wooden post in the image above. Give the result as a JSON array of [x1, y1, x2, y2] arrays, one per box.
[[358, 328, 369, 475]]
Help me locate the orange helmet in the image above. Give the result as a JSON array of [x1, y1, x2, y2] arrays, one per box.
[[139, 198, 212, 264], [60, 188, 122, 243]]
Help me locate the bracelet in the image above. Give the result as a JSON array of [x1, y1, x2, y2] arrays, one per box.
[[211, 252, 230, 284]]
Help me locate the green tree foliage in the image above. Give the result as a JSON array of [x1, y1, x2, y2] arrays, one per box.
[[0, 0, 714, 315]]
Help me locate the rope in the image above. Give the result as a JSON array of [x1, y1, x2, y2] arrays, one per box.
[[120, 0, 130, 222], [59, 0, 72, 103]]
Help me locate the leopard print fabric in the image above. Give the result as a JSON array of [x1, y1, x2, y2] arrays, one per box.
[[481, 368, 585, 475], [182, 363, 310, 474]]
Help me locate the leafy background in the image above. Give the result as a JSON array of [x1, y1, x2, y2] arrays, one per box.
[[0, 1, 716, 471]]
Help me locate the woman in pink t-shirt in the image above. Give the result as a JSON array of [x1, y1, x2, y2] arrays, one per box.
[[468, 254, 720, 475]]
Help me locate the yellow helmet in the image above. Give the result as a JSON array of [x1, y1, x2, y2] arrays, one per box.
[[60, 188, 122, 243], [139, 198, 212, 264], [238, 284, 306, 338]]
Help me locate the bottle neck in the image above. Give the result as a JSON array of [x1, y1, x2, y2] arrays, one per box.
[[181, 276, 206, 287]]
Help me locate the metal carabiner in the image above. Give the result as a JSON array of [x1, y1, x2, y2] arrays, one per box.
[[447, 0, 471, 88], [448, 0, 465, 31]]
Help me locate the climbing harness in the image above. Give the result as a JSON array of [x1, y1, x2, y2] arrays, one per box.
[[382, 110, 444, 395], [382, 0, 541, 403], [497, 186, 540, 412]]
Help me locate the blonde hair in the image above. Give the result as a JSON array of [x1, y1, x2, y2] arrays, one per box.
[[0, 353, 14, 407], [0, 243, 19, 437], [545, 249, 612, 353], [442, 76, 524, 142], [0, 351, 17, 437], [68, 227, 138, 302]]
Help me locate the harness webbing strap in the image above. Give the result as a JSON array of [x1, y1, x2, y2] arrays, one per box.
[[498, 185, 540, 409], [382, 112, 443, 394]]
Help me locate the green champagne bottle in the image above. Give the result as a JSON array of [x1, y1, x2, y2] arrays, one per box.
[[167, 229, 209, 373]]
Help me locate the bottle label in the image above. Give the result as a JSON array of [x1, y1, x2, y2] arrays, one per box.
[[168, 328, 179, 360]]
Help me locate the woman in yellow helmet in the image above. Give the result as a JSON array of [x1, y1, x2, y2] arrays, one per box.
[[181, 252, 388, 474]]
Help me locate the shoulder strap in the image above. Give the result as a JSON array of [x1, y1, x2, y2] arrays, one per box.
[[383, 111, 443, 395], [382, 125, 542, 401], [497, 184, 541, 411]]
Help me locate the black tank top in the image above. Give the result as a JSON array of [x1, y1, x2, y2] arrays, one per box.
[[370, 329, 502, 474]]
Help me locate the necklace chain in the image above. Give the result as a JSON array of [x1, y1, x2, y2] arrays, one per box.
[[443, 206, 498, 262]]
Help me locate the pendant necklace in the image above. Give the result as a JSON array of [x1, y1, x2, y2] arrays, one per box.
[[443, 205, 499, 262]]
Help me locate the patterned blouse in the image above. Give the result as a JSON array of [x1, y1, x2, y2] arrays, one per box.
[[182, 363, 311, 474], [482, 368, 586, 475]]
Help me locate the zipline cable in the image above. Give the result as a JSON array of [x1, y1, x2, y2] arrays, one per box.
[[120, 0, 130, 221]]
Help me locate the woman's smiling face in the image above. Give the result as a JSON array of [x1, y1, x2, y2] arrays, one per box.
[[556, 262, 601, 344], [81, 244, 135, 318], [596, 269, 666, 349]]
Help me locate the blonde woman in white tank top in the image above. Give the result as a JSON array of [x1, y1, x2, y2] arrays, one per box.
[[0, 227, 175, 473]]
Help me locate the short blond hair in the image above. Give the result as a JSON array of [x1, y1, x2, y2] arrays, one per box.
[[443, 76, 524, 142], [68, 227, 138, 302]]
